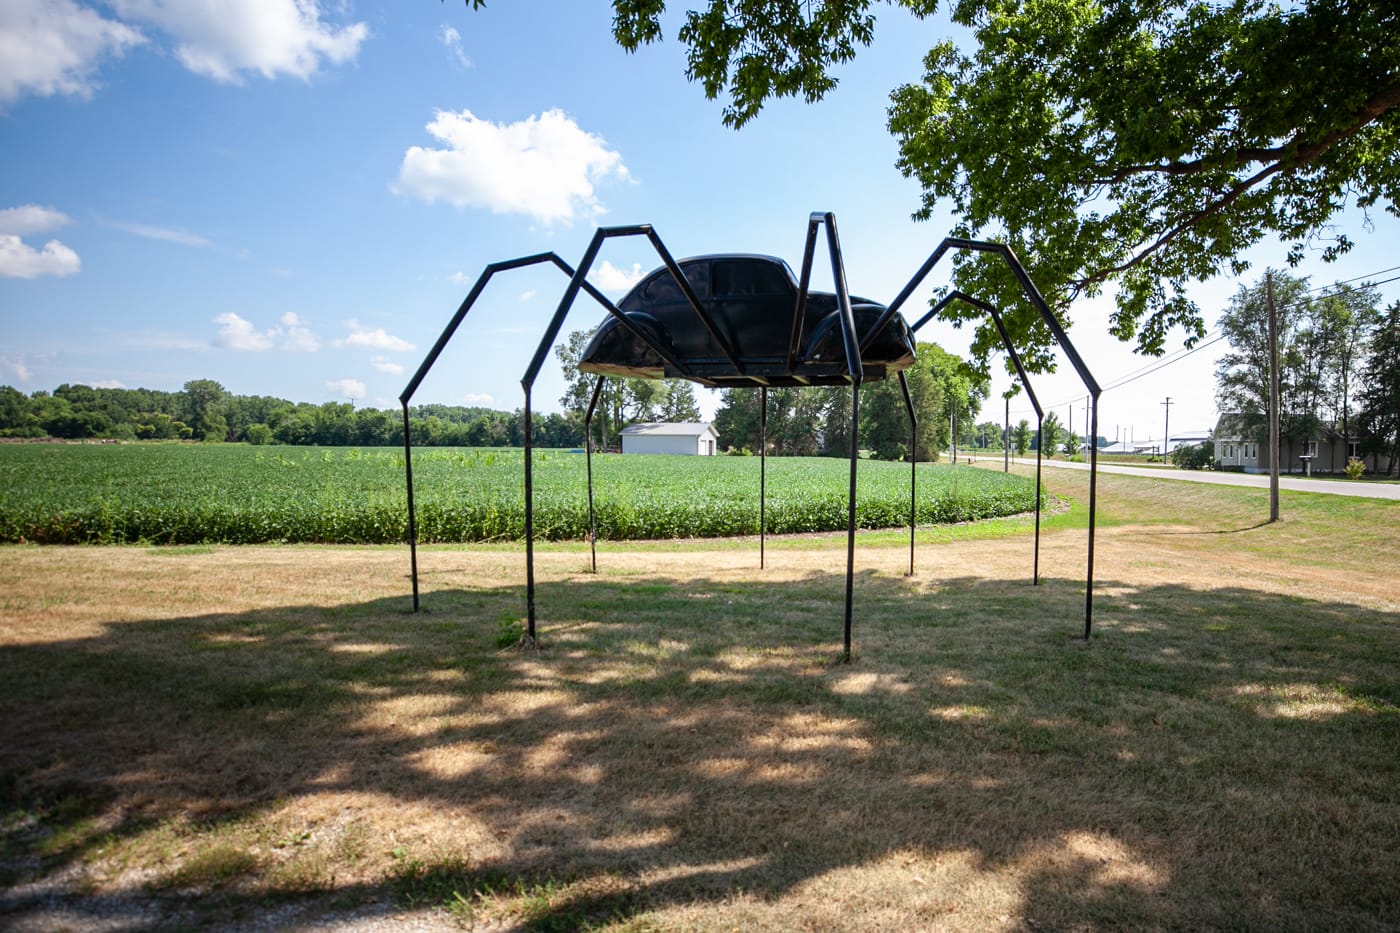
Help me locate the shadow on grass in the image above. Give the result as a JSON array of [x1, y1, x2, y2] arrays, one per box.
[[2, 567, 1398, 930]]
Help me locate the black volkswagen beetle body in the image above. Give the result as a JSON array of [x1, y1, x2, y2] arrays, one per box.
[[578, 254, 916, 387]]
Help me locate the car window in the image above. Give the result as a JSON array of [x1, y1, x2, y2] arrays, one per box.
[[641, 262, 709, 303], [712, 259, 791, 297]]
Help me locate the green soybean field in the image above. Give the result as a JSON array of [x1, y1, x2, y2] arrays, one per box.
[[0, 444, 1040, 545]]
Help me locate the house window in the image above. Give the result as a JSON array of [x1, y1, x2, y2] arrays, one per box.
[[1347, 440, 1359, 459], [1244, 444, 1256, 460], [1304, 440, 1318, 458], [1224, 443, 1234, 459]]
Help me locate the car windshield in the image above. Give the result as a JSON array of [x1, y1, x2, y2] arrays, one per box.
[[712, 258, 794, 297]]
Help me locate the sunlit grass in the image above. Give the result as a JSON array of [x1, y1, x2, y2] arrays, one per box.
[[1, 470, 1397, 929]]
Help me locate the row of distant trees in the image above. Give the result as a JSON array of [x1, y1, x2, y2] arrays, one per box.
[[2, 335, 1012, 463], [1214, 273, 1400, 474], [0, 380, 583, 448]]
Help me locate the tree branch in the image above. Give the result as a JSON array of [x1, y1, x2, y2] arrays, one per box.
[[1101, 77, 1400, 183]]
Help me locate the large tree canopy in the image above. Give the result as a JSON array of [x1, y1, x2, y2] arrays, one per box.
[[540, 1, 1400, 370]]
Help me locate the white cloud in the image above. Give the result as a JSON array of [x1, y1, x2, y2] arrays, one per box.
[[518, 289, 537, 302], [594, 260, 645, 294], [463, 393, 495, 406], [91, 379, 127, 389], [449, 270, 471, 285], [370, 355, 403, 374], [337, 319, 414, 352], [327, 377, 365, 400], [439, 24, 469, 68], [0, 204, 80, 278], [1, 355, 34, 383], [396, 108, 630, 226], [109, 220, 211, 248], [108, 0, 367, 83], [0, 234, 81, 279], [277, 311, 320, 351], [0, 0, 145, 105], [213, 311, 320, 351], [0, 205, 72, 235]]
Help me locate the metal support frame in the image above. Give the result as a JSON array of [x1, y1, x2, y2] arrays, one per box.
[[794, 213, 866, 660], [400, 219, 1102, 655], [914, 291, 1047, 588], [759, 386, 768, 569], [881, 238, 1101, 635], [585, 375, 606, 574], [898, 371, 917, 576]]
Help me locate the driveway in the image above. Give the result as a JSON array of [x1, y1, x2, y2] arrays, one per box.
[[998, 457, 1400, 501]]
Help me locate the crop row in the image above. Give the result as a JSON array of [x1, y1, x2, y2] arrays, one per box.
[[0, 444, 1040, 545]]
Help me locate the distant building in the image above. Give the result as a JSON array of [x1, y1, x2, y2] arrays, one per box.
[[1214, 412, 1363, 473], [619, 422, 719, 456]]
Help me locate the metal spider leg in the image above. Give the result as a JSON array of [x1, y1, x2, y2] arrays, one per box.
[[866, 239, 1102, 638], [760, 385, 768, 570], [918, 291, 1046, 586], [796, 212, 865, 661], [898, 370, 916, 577], [585, 375, 606, 574], [399, 252, 618, 613], [519, 224, 772, 640]]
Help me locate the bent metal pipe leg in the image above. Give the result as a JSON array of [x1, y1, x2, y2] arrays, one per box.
[[524, 386, 536, 642], [1035, 416, 1043, 586], [402, 402, 420, 612], [586, 375, 606, 574], [760, 386, 767, 570], [899, 371, 916, 576]]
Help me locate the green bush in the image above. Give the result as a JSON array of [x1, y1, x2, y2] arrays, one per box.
[[1170, 441, 1215, 471], [1345, 457, 1366, 480]]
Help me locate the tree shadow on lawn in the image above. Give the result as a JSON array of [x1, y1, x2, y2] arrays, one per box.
[[2, 568, 1398, 930]]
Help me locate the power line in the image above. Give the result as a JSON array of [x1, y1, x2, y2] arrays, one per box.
[[1305, 265, 1400, 294], [1001, 262, 1400, 418]]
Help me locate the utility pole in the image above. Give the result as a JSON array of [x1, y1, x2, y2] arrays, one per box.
[[1084, 394, 1090, 454], [1161, 397, 1173, 461], [1267, 272, 1280, 521], [1003, 396, 1010, 472]]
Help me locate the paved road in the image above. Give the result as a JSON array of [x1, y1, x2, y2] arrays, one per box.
[[997, 457, 1400, 500]]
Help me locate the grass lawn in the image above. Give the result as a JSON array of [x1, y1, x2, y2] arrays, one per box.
[[1, 466, 1397, 930]]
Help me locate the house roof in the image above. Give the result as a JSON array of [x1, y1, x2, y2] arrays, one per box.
[[618, 422, 718, 438]]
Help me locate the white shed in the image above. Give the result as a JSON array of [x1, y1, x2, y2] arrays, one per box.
[[619, 422, 719, 456]]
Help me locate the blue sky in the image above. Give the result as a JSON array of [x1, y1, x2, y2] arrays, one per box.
[[3, 0, 1397, 446]]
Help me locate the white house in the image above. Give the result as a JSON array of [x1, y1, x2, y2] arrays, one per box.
[[619, 422, 719, 456]]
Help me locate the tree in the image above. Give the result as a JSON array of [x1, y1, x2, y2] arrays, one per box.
[[562, 0, 1400, 368], [1356, 301, 1400, 475], [1012, 418, 1031, 456], [1316, 283, 1382, 437], [555, 329, 697, 447], [180, 379, 228, 441], [1171, 440, 1216, 470], [1212, 271, 1379, 463], [1038, 411, 1062, 455], [973, 421, 1003, 450], [714, 388, 763, 452]]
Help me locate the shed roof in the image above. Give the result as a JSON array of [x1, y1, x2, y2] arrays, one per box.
[[619, 422, 717, 438]]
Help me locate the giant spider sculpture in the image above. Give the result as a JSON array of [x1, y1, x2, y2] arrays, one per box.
[[401, 212, 1101, 659]]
